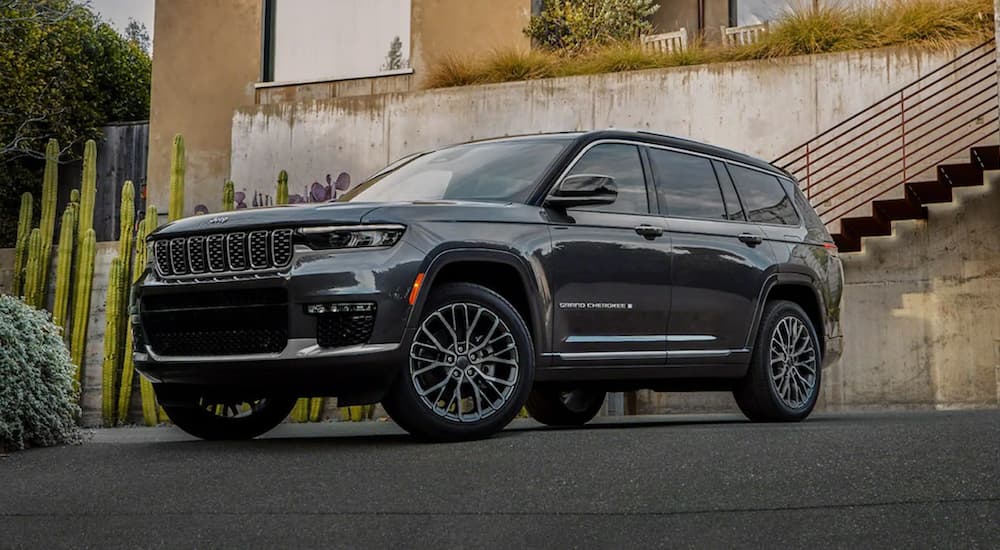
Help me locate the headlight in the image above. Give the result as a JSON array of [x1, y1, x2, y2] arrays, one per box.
[[298, 224, 405, 250]]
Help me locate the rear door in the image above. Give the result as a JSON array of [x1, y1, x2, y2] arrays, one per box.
[[645, 147, 775, 361], [543, 142, 673, 366]]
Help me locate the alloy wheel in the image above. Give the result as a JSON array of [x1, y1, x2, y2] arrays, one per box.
[[409, 302, 520, 423], [768, 316, 818, 409]]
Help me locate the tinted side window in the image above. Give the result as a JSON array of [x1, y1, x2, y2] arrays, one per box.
[[566, 144, 648, 214], [783, 178, 830, 240], [647, 149, 726, 220], [728, 164, 801, 226]]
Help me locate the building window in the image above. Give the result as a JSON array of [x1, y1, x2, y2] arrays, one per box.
[[263, 0, 412, 83]]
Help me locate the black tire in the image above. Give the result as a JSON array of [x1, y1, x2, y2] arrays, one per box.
[[526, 386, 606, 426], [160, 392, 297, 440], [734, 300, 822, 422], [382, 282, 535, 442]]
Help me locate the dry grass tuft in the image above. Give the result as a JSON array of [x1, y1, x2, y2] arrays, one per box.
[[425, 0, 994, 89]]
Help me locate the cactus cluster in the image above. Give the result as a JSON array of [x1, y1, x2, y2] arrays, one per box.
[[277, 170, 289, 205], [340, 404, 375, 422], [168, 134, 185, 221], [118, 204, 156, 424], [98, 181, 141, 426]]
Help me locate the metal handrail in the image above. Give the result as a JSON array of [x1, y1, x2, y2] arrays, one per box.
[[772, 39, 999, 227], [818, 115, 999, 219], [775, 41, 995, 169], [806, 82, 997, 202]]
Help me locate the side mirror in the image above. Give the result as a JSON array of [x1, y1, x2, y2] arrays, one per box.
[[544, 174, 618, 209]]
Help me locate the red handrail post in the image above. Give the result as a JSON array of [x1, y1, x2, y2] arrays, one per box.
[[900, 90, 907, 183], [805, 143, 812, 200]]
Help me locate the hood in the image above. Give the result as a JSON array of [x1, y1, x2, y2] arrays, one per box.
[[149, 202, 385, 238]]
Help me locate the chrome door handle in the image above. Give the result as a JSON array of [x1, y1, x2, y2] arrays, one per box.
[[738, 233, 763, 246], [634, 225, 664, 240]]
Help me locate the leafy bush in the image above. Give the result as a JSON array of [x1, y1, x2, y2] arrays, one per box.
[[0, 295, 80, 452], [525, 0, 659, 52]]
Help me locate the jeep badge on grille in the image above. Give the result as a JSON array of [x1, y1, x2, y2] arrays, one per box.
[[208, 216, 229, 224]]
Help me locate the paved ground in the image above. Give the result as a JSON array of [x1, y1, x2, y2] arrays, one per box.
[[0, 410, 997, 549]]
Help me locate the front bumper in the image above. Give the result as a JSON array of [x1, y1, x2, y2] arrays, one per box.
[[132, 241, 425, 396]]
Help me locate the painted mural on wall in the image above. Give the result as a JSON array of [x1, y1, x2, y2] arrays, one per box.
[[193, 171, 353, 216]]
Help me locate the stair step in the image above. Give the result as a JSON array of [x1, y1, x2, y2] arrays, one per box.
[[832, 232, 860, 253], [872, 197, 927, 222], [907, 180, 952, 204], [841, 216, 891, 239], [970, 145, 1000, 170], [938, 163, 983, 188]]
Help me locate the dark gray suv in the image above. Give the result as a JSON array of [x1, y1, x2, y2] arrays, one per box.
[[134, 130, 844, 441]]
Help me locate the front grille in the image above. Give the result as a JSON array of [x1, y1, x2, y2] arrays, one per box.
[[141, 288, 288, 356], [316, 312, 376, 348], [151, 229, 293, 278]]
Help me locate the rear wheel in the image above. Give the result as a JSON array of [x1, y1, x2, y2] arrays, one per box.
[[160, 391, 297, 440], [382, 283, 535, 442], [526, 386, 606, 426], [734, 300, 821, 422]]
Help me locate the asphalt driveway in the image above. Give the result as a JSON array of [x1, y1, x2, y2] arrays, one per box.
[[1, 410, 997, 549]]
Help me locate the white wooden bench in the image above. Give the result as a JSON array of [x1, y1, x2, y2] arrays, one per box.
[[641, 28, 688, 54], [721, 22, 769, 47]]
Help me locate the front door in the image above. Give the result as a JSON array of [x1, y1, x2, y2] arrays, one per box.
[[542, 143, 673, 366]]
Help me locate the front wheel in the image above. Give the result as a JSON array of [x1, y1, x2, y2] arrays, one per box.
[[734, 300, 822, 422], [382, 283, 535, 442], [160, 391, 297, 440], [526, 386, 606, 426]]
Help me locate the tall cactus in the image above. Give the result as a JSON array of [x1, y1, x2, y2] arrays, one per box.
[[12, 193, 33, 296], [139, 206, 160, 426], [118, 204, 154, 424], [22, 229, 42, 305], [70, 229, 96, 387], [168, 134, 185, 221], [291, 398, 310, 423], [276, 170, 289, 205], [37, 139, 59, 306], [101, 257, 123, 426], [70, 188, 80, 205], [223, 180, 235, 212], [52, 203, 77, 331], [116, 182, 135, 346], [68, 141, 97, 346]]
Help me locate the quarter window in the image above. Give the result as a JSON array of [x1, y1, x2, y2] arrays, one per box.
[[565, 144, 649, 215], [728, 164, 800, 226], [647, 149, 726, 220]]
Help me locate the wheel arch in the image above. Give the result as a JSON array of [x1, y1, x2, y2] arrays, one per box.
[[750, 274, 827, 358], [406, 247, 548, 356]]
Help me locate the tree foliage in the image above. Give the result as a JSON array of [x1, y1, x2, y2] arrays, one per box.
[[0, 0, 151, 246], [524, 0, 660, 52]]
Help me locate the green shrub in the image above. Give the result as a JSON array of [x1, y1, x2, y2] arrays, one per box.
[[0, 295, 81, 452], [525, 0, 659, 52]]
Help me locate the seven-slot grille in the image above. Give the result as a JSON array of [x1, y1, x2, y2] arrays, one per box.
[[152, 229, 293, 277]]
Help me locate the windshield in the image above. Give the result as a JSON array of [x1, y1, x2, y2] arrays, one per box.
[[342, 137, 572, 203]]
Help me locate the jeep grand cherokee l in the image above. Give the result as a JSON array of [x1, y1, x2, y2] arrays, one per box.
[[133, 130, 844, 441]]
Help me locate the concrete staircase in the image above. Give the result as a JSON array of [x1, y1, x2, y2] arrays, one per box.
[[773, 40, 999, 253], [834, 145, 1000, 252]]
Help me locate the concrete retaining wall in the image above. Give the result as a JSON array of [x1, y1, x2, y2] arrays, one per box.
[[229, 45, 960, 210]]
